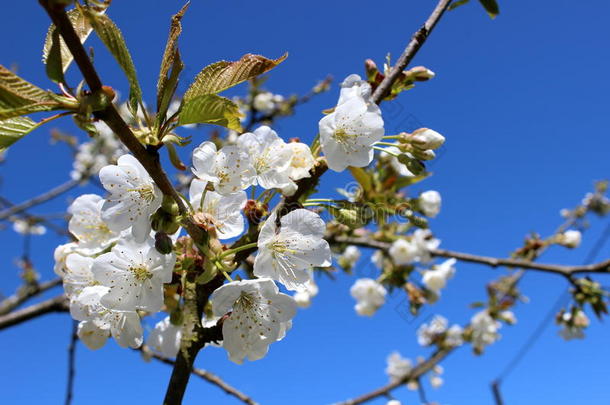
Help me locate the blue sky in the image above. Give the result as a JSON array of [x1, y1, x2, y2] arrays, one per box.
[[1, 1, 610, 404]]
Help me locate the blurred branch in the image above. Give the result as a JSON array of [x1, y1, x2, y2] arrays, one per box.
[[371, 0, 453, 103], [65, 320, 78, 405], [330, 235, 610, 277], [0, 278, 62, 315], [139, 345, 258, 405], [338, 349, 452, 405], [0, 295, 68, 331], [0, 179, 79, 221]]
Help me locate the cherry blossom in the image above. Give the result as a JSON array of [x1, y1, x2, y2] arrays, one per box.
[[254, 209, 331, 291], [419, 190, 442, 218], [99, 154, 163, 243], [236, 126, 292, 189], [189, 179, 247, 240], [92, 235, 176, 312], [211, 278, 297, 364], [191, 141, 255, 194], [147, 316, 182, 358], [350, 278, 387, 316], [385, 351, 412, 383], [68, 194, 119, 250]]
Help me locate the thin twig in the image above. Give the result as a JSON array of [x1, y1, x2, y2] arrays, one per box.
[[329, 236, 610, 277], [0, 278, 63, 316], [371, 0, 453, 103], [0, 179, 79, 221], [139, 345, 258, 405], [65, 320, 78, 405], [0, 295, 68, 331]]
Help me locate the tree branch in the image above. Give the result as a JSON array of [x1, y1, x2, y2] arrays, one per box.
[[0, 278, 63, 316], [330, 236, 610, 277], [38, 0, 206, 244], [371, 0, 453, 103], [139, 345, 258, 405], [337, 348, 452, 405], [65, 320, 78, 405], [0, 179, 79, 221], [0, 295, 68, 331]]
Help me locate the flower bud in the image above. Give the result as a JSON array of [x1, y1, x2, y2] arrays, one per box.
[[154, 232, 174, 255], [410, 128, 445, 150], [397, 154, 425, 175], [406, 66, 435, 81], [412, 148, 436, 161]]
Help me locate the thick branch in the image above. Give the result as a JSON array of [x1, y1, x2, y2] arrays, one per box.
[[0, 179, 79, 221], [0, 295, 67, 331], [338, 348, 452, 405], [330, 236, 610, 276], [140, 345, 258, 405], [0, 278, 62, 315], [38, 0, 206, 243], [371, 0, 453, 103]]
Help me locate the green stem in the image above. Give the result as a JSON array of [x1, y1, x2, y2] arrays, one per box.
[[217, 242, 259, 260], [375, 141, 400, 147], [373, 146, 399, 157]]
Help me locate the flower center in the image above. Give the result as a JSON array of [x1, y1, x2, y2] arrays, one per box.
[[332, 128, 357, 145], [128, 185, 155, 202], [129, 265, 152, 281]]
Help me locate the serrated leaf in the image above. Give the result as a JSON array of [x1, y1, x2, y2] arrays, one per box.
[[448, 0, 471, 11], [0, 116, 40, 151], [178, 94, 242, 131], [0, 66, 61, 119], [184, 53, 287, 101], [42, 7, 102, 80], [157, 3, 189, 124], [82, 8, 142, 114], [478, 0, 499, 18], [0, 66, 53, 109]]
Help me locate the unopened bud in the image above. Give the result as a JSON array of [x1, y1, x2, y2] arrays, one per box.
[[155, 232, 174, 254], [412, 148, 436, 161], [407, 66, 435, 81], [411, 128, 445, 150]]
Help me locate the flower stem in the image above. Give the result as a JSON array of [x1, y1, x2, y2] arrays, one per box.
[[217, 242, 259, 260], [373, 146, 399, 157], [374, 141, 400, 147]]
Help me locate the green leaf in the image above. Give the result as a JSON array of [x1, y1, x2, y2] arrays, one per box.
[[0, 66, 61, 119], [448, 0, 471, 11], [178, 94, 242, 131], [42, 7, 102, 81], [184, 53, 287, 101], [82, 7, 142, 114], [0, 116, 40, 151], [478, 0, 499, 18], [156, 3, 189, 124]]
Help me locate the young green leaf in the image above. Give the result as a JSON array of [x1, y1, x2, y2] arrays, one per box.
[[478, 0, 499, 18], [0, 116, 40, 151], [42, 7, 103, 82], [156, 3, 189, 125], [81, 7, 142, 114], [183, 53, 287, 102], [0, 66, 62, 118], [349, 167, 373, 194], [178, 94, 242, 131], [448, 0, 471, 11]]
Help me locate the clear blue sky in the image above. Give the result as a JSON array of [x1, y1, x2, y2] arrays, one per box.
[[1, 1, 610, 404]]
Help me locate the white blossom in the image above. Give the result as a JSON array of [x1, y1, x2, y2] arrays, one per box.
[[446, 324, 464, 347], [386, 401, 402, 405], [253, 92, 284, 114], [254, 209, 331, 291], [71, 285, 143, 349], [385, 351, 412, 383], [417, 315, 448, 346], [236, 126, 292, 189], [559, 309, 589, 341], [350, 278, 387, 316], [559, 230, 581, 248], [211, 278, 297, 364], [285, 142, 315, 181], [430, 374, 444, 389], [470, 310, 501, 352], [191, 141, 255, 194], [63, 253, 95, 297], [293, 277, 319, 308], [99, 154, 163, 243], [54, 242, 80, 277], [419, 190, 442, 218], [189, 179, 247, 240], [388, 239, 419, 265], [13, 219, 46, 235], [340, 245, 361, 268], [380, 146, 414, 177], [92, 235, 176, 312], [147, 316, 182, 358], [68, 194, 119, 250], [319, 74, 384, 172], [499, 310, 517, 325], [422, 258, 456, 294]]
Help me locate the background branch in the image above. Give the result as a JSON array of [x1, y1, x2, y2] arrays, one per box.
[[0, 179, 79, 221], [0, 295, 67, 331], [0, 278, 62, 315]]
